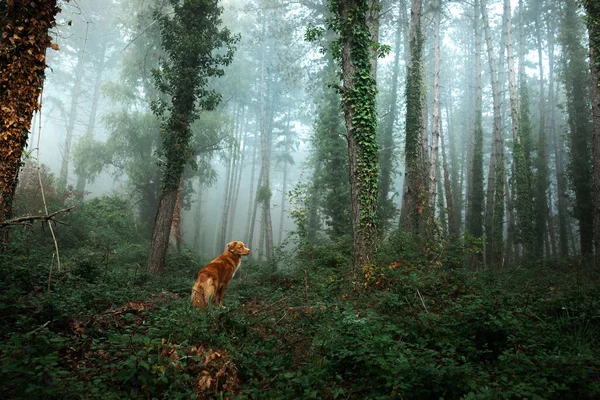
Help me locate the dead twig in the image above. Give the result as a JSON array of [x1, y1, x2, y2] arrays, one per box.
[[35, 90, 63, 272], [0, 206, 75, 229], [416, 289, 429, 314]]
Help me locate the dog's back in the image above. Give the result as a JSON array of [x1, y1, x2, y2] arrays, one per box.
[[191, 241, 250, 309]]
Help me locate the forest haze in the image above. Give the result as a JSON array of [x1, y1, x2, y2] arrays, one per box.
[[0, 0, 600, 398]]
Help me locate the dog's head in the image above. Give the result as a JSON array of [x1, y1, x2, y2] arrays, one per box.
[[226, 241, 251, 256]]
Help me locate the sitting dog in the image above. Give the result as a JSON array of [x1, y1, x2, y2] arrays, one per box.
[[191, 241, 251, 309]]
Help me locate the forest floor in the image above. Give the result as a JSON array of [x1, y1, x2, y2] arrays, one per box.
[[1, 234, 600, 399]]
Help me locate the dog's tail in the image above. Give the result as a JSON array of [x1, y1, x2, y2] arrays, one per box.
[[191, 277, 215, 309]]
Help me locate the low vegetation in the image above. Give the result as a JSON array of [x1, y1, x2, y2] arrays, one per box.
[[1, 189, 599, 399]]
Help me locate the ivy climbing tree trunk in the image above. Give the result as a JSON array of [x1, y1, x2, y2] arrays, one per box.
[[332, 0, 380, 272], [507, 0, 534, 259], [0, 0, 60, 243], [147, 0, 237, 274], [400, 0, 424, 234], [583, 0, 600, 265], [561, 0, 594, 256]]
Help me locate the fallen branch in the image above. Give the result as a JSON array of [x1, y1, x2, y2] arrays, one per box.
[[0, 206, 75, 229]]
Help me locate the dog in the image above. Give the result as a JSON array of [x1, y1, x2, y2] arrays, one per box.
[[191, 241, 251, 309]]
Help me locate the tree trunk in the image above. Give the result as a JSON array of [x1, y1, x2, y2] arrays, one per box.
[[148, 187, 179, 274], [441, 121, 456, 238], [467, 0, 485, 239], [0, 0, 60, 241], [562, 0, 594, 256], [247, 168, 263, 256], [584, 0, 600, 265], [193, 179, 204, 253], [228, 127, 247, 242], [76, 41, 106, 194], [401, 0, 425, 234], [336, 0, 380, 272], [245, 135, 258, 240], [533, 6, 549, 259], [59, 46, 86, 191], [481, 0, 505, 266], [278, 161, 288, 245], [379, 1, 403, 231], [168, 181, 182, 253], [428, 0, 441, 210]]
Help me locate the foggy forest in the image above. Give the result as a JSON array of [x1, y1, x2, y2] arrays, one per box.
[[1, 0, 600, 398]]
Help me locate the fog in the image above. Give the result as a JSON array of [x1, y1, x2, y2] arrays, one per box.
[[27, 0, 593, 262]]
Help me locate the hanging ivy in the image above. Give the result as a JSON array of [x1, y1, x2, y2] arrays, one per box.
[[0, 0, 63, 227]]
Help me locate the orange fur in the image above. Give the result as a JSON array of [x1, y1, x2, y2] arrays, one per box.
[[191, 241, 250, 309]]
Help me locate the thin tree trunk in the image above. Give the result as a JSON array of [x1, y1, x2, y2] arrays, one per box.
[[59, 44, 87, 191], [278, 161, 288, 245], [193, 179, 204, 253], [428, 0, 441, 209], [587, 1, 600, 266], [228, 127, 247, 242], [76, 40, 106, 194], [481, 0, 505, 266], [379, 2, 403, 230], [245, 135, 258, 240], [247, 168, 263, 256], [441, 120, 456, 238]]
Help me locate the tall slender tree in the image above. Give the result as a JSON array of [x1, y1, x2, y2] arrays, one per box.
[[401, 0, 425, 234], [582, 0, 600, 265], [467, 0, 484, 239], [560, 0, 594, 256], [147, 0, 237, 274], [481, 0, 505, 266]]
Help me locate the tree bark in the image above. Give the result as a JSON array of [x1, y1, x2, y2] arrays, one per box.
[[584, 0, 600, 265], [428, 0, 441, 210], [481, 0, 505, 266], [148, 187, 179, 273], [337, 0, 380, 272], [0, 0, 60, 242], [401, 0, 424, 234]]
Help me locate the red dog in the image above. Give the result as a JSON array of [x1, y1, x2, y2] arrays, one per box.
[[191, 241, 251, 309]]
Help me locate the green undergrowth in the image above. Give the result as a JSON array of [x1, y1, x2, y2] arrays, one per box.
[[1, 197, 600, 398]]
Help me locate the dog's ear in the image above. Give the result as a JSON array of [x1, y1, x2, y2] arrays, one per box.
[[226, 241, 238, 253]]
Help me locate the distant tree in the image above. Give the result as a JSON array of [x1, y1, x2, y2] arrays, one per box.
[[582, 0, 600, 265], [147, 0, 237, 274], [312, 66, 351, 240], [467, 0, 484, 240], [560, 0, 593, 256], [480, 0, 505, 266], [506, 0, 534, 258], [0, 0, 61, 242]]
